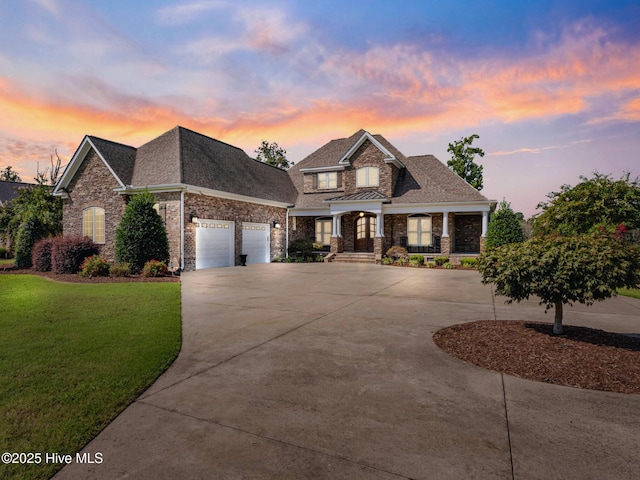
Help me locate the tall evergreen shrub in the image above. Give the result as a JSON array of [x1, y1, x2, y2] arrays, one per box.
[[486, 200, 524, 249], [115, 191, 169, 273], [14, 213, 47, 269]]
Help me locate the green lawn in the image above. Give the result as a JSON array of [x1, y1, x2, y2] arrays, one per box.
[[0, 258, 14, 265], [619, 287, 640, 299], [0, 275, 181, 480]]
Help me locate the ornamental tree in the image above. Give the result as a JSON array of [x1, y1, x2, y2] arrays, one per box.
[[478, 234, 640, 335], [533, 172, 640, 236], [485, 200, 524, 249], [255, 140, 292, 170], [115, 191, 169, 273], [446, 134, 485, 191]]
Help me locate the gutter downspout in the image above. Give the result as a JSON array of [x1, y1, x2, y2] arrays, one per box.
[[180, 190, 185, 271], [286, 209, 289, 257]]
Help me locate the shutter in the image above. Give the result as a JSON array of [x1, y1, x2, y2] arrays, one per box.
[[312, 174, 318, 190], [337, 171, 342, 188]]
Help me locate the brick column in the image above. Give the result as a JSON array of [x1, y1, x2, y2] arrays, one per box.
[[479, 236, 487, 253], [440, 236, 451, 256], [374, 237, 384, 262], [330, 236, 344, 253]]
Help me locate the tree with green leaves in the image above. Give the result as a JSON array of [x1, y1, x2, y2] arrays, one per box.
[[533, 172, 640, 236], [485, 200, 524, 249], [478, 233, 640, 335], [255, 140, 292, 170], [115, 191, 169, 273], [447, 134, 485, 191], [1, 166, 21, 182], [0, 183, 61, 258]]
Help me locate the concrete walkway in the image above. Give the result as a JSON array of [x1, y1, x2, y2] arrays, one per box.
[[57, 263, 640, 479]]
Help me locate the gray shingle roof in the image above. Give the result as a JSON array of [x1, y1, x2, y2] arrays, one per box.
[[100, 126, 298, 205], [87, 136, 136, 186], [288, 130, 489, 208], [0, 180, 34, 206]]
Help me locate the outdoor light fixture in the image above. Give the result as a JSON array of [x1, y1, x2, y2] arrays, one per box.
[[190, 212, 199, 224], [273, 220, 281, 229], [359, 212, 365, 217]]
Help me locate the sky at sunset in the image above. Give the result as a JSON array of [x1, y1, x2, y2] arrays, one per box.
[[1, 0, 639, 217]]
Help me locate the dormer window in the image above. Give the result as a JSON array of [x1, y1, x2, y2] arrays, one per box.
[[356, 167, 379, 187]]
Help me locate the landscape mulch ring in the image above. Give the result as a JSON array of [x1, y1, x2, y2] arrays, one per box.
[[433, 320, 640, 394]]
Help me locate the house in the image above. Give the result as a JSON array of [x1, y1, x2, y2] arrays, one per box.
[[53, 126, 494, 270]]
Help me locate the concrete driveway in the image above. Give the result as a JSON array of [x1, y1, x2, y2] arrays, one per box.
[[57, 263, 640, 479]]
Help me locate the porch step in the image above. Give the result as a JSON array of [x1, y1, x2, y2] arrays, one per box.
[[331, 252, 376, 264]]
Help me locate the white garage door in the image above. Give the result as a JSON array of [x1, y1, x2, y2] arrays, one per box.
[[241, 222, 270, 265], [195, 219, 235, 269]]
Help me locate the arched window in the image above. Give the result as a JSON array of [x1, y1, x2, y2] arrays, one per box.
[[315, 217, 333, 246], [356, 167, 379, 187], [83, 207, 105, 244], [407, 214, 432, 246]]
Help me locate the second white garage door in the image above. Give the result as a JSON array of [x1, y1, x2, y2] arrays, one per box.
[[195, 219, 234, 269], [241, 222, 270, 264]]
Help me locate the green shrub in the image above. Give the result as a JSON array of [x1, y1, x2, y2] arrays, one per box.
[[109, 262, 131, 277], [14, 213, 47, 269], [115, 191, 169, 273], [397, 258, 408, 266], [460, 257, 479, 268], [272, 256, 281, 263], [51, 236, 99, 274], [409, 254, 425, 266], [443, 262, 456, 269], [381, 256, 395, 265], [142, 259, 168, 277], [80, 255, 110, 278], [32, 237, 55, 272], [315, 254, 324, 262], [288, 239, 314, 258], [386, 245, 408, 261], [486, 200, 524, 249], [426, 261, 436, 268], [434, 256, 449, 266], [0, 247, 9, 259]]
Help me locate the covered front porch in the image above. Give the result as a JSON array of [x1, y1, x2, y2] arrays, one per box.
[[288, 200, 490, 263]]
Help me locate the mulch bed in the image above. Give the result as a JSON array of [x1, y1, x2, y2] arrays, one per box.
[[433, 320, 640, 394], [0, 265, 179, 283]]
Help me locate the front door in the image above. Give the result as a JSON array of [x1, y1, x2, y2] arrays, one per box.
[[354, 215, 376, 252]]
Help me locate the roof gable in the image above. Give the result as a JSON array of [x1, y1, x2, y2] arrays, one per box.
[[53, 136, 135, 196], [338, 131, 405, 169]]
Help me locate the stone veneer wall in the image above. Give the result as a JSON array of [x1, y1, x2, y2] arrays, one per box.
[[62, 149, 127, 262], [152, 192, 182, 265], [342, 140, 396, 197], [288, 216, 316, 245], [183, 193, 287, 271]]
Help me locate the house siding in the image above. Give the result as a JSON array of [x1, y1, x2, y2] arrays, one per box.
[[61, 149, 126, 261], [153, 192, 182, 266], [343, 140, 396, 198], [183, 193, 287, 270]]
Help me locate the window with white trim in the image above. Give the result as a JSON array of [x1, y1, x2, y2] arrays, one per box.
[[407, 214, 432, 246], [317, 172, 337, 189], [315, 218, 333, 245], [83, 207, 105, 244], [356, 167, 379, 187]]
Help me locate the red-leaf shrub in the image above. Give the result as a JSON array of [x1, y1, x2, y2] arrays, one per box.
[[51, 236, 99, 274], [142, 259, 167, 277], [32, 237, 56, 272]]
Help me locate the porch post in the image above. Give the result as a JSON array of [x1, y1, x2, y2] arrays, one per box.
[[442, 212, 450, 237], [332, 214, 339, 237], [481, 211, 489, 237], [441, 212, 451, 256], [375, 212, 384, 237], [336, 214, 342, 237]]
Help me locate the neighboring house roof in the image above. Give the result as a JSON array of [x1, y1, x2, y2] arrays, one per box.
[[0, 180, 34, 207], [288, 129, 489, 209], [55, 127, 298, 206]]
